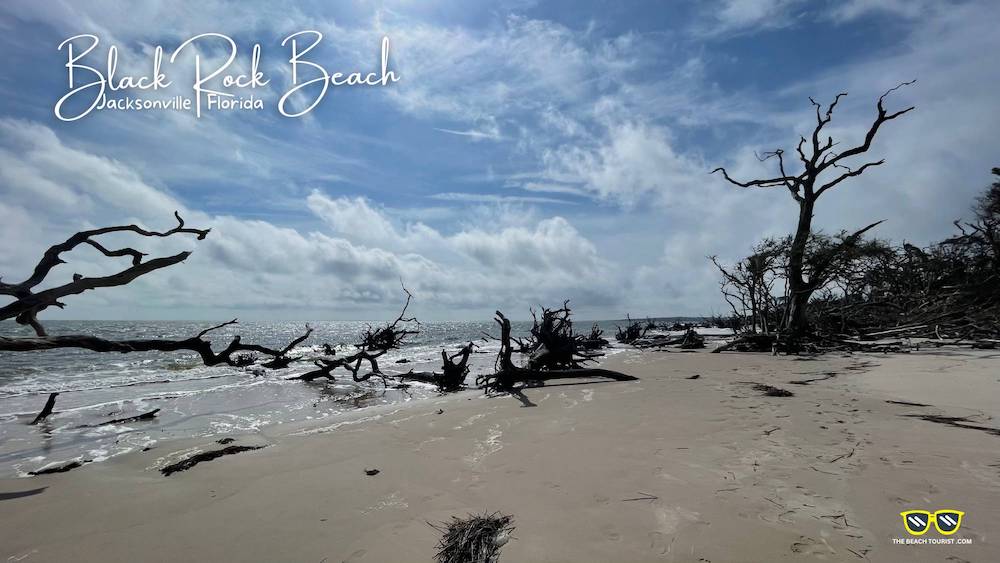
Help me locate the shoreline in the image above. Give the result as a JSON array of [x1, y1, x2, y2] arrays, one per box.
[[0, 336, 638, 479], [1, 348, 997, 561]]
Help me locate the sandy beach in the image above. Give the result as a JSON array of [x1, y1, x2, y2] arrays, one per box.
[[0, 348, 996, 562]]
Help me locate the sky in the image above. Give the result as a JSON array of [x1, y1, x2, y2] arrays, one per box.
[[0, 0, 997, 321]]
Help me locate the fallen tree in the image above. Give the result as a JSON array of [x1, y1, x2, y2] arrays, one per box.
[[522, 301, 606, 369], [397, 342, 476, 392], [291, 287, 419, 384], [477, 310, 636, 392], [632, 328, 706, 350], [615, 315, 652, 344], [581, 323, 610, 350], [0, 213, 312, 367]]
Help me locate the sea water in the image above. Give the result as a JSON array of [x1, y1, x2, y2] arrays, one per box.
[[0, 318, 658, 477]]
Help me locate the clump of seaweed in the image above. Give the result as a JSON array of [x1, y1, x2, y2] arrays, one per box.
[[752, 383, 794, 397], [160, 445, 265, 476], [432, 511, 514, 563]]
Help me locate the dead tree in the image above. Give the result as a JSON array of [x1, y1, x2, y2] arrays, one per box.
[[710, 238, 785, 334], [477, 311, 636, 392], [524, 301, 604, 369], [292, 287, 419, 384], [581, 323, 609, 350], [615, 314, 650, 344], [712, 82, 915, 335], [0, 213, 311, 366], [398, 342, 475, 391]]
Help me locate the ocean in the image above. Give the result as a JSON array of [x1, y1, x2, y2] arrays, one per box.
[[0, 318, 681, 477]]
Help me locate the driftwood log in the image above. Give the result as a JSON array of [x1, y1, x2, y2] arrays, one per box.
[[478, 311, 636, 392], [30, 392, 59, 425], [633, 328, 705, 349]]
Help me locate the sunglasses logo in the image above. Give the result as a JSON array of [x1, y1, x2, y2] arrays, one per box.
[[900, 510, 964, 536]]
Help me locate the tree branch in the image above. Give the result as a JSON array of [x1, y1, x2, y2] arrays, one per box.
[[818, 80, 915, 174], [0, 323, 313, 367], [0, 213, 311, 369]]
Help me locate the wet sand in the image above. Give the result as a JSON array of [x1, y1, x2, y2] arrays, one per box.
[[1, 348, 998, 562]]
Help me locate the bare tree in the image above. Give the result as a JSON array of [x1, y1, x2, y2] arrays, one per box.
[[0, 213, 311, 366], [710, 238, 785, 334], [712, 82, 915, 335]]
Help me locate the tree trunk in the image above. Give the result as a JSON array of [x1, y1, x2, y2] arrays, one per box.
[[785, 196, 815, 335]]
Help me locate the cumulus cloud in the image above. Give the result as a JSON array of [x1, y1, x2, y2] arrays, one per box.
[[0, 121, 622, 320], [541, 121, 708, 207]]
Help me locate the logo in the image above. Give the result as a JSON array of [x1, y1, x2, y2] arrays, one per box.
[[892, 509, 972, 546], [900, 510, 964, 536]]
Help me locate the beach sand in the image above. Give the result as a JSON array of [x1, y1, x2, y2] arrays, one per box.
[[1, 348, 998, 562]]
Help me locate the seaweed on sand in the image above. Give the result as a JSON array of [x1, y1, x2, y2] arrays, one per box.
[[160, 445, 265, 476], [432, 512, 514, 563], [752, 383, 795, 397]]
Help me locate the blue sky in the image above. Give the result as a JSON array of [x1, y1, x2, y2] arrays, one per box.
[[0, 0, 997, 321]]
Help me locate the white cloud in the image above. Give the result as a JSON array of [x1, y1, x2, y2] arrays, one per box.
[[696, 0, 804, 36], [429, 193, 575, 205], [827, 0, 935, 22], [0, 121, 622, 320], [434, 127, 504, 141], [542, 121, 707, 207]]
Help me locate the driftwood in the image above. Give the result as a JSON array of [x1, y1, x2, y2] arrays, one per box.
[[291, 286, 418, 384], [679, 329, 706, 349], [634, 328, 706, 349], [97, 408, 160, 426], [615, 315, 652, 344], [513, 301, 606, 370], [478, 311, 637, 392], [903, 414, 1000, 437], [712, 333, 778, 353], [397, 342, 475, 391], [28, 460, 91, 476], [0, 213, 311, 368], [30, 392, 59, 425], [580, 323, 610, 350]]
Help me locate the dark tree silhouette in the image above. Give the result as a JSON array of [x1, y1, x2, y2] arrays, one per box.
[[477, 310, 636, 393], [712, 81, 915, 335], [0, 213, 311, 366], [291, 287, 419, 384]]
